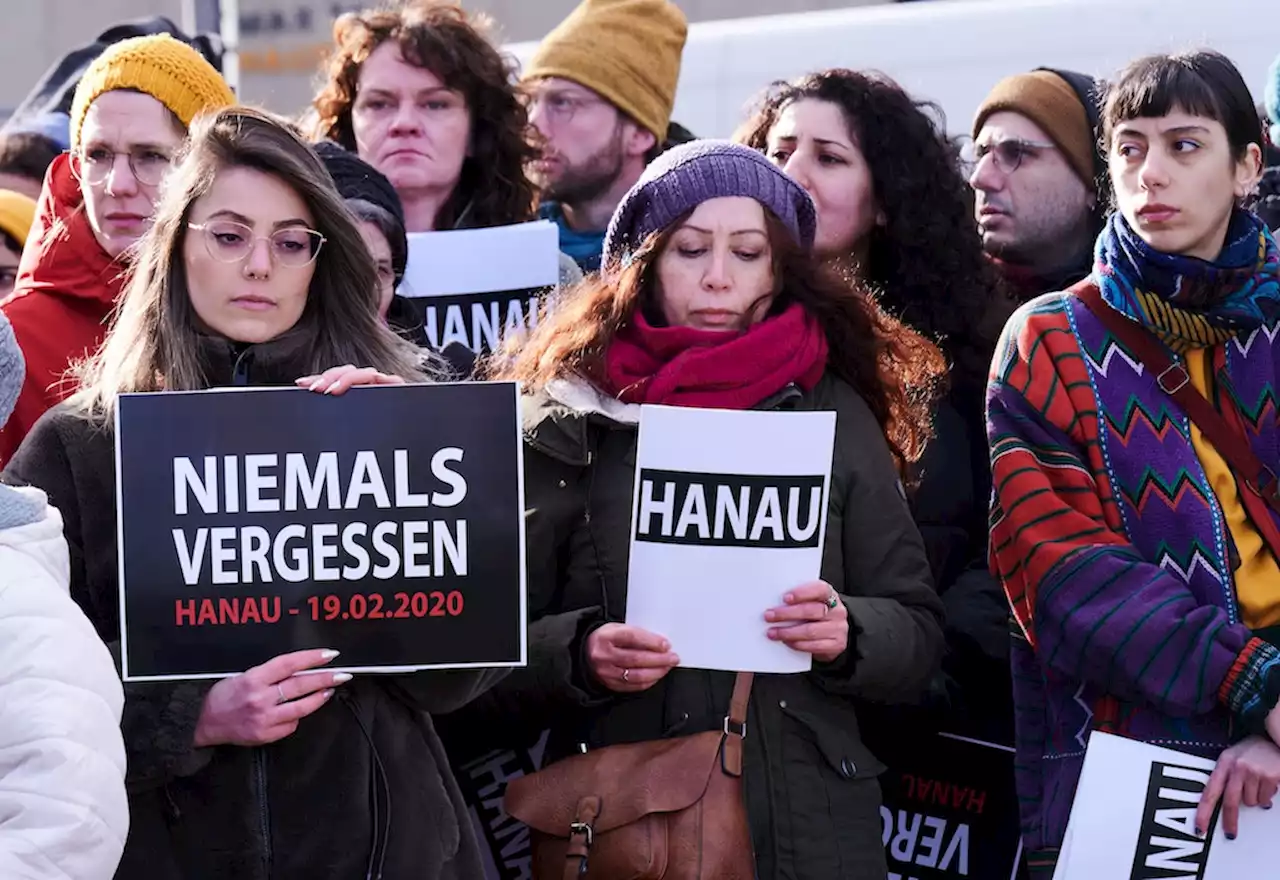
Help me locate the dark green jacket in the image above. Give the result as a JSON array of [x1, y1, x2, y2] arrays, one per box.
[[441, 373, 944, 879]]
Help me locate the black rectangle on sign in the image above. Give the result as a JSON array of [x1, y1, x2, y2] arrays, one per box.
[[416, 288, 548, 355], [633, 468, 825, 549], [115, 381, 526, 681], [1130, 762, 1211, 880]]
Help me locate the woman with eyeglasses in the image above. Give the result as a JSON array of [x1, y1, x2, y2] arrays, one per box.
[[989, 50, 1280, 876], [0, 34, 234, 466], [2, 106, 505, 880]]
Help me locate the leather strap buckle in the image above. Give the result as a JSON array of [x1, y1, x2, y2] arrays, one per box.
[[1157, 362, 1190, 394], [569, 821, 594, 847], [723, 716, 747, 739]]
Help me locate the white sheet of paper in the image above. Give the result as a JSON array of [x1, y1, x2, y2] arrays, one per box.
[[1053, 732, 1276, 879], [624, 405, 836, 674], [399, 221, 560, 298]]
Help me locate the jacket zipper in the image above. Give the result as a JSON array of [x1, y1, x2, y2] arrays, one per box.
[[254, 748, 272, 876], [232, 345, 254, 386]]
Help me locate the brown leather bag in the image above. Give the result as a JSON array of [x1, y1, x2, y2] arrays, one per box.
[[503, 672, 756, 880]]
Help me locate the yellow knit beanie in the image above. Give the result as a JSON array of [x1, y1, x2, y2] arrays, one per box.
[[0, 190, 36, 249], [523, 0, 687, 141], [70, 34, 235, 150], [972, 71, 1098, 192]]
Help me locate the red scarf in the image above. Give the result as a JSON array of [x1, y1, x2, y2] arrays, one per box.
[[602, 303, 829, 410]]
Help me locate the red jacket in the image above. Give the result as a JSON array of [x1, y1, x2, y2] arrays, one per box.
[[0, 154, 128, 466]]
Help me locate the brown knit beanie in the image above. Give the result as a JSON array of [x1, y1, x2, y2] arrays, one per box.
[[972, 71, 1097, 191], [522, 0, 687, 142]]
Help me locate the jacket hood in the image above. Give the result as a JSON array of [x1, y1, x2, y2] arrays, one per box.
[[0, 484, 54, 539], [10, 153, 129, 309]]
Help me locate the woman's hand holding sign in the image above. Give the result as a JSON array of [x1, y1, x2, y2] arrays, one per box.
[[765, 580, 849, 663], [296, 365, 407, 396], [586, 624, 680, 693], [194, 649, 350, 747], [1195, 734, 1280, 840]]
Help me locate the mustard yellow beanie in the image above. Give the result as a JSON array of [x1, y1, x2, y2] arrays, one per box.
[[70, 33, 235, 149], [0, 190, 36, 249], [523, 0, 687, 141]]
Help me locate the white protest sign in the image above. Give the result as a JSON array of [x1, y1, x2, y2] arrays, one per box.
[[1054, 732, 1276, 879], [399, 221, 561, 355], [625, 405, 836, 674]]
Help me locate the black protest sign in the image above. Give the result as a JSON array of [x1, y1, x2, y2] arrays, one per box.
[[115, 382, 526, 681], [879, 734, 1026, 880], [1130, 763, 1211, 880]]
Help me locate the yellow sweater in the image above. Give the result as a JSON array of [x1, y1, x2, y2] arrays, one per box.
[[1186, 348, 1280, 627]]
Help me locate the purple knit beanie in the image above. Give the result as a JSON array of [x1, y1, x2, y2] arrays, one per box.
[[601, 139, 817, 269]]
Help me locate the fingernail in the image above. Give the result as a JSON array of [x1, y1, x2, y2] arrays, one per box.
[[320, 649, 340, 660], [671, 656, 680, 665], [324, 385, 337, 394], [309, 381, 324, 392], [660, 641, 670, 651], [332, 672, 353, 684], [784, 593, 795, 603], [1195, 826, 1204, 837], [1265, 803, 1274, 810], [764, 611, 776, 621], [323, 689, 335, 699], [1227, 833, 1236, 841]]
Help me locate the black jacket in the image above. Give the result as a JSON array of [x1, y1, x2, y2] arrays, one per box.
[[440, 375, 945, 879], [2, 336, 506, 880]]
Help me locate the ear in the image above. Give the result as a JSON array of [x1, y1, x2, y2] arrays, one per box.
[[623, 121, 657, 161], [1234, 143, 1264, 199]]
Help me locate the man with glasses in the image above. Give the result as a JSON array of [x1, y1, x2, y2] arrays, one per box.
[[967, 69, 1107, 301], [522, 0, 687, 273]]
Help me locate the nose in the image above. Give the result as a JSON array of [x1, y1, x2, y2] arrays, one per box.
[[702, 247, 731, 292], [527, 98, 552, 139], [104, 153, 138, 197], [243, 237, 273, 278], [388, 101, 422, 136], [1137, 151, 1170, 191], [783, 154, 813, 194], [968, 151, 1004, 194]]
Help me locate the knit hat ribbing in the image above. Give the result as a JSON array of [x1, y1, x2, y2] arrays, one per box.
[[0, 311, 23, 433], [523, 0, 687, 141], [0, 190, 37, 249], [70, 33, 234, 149], [602, 140, 816, 268], [313, 141, 408, 286], [972, 70, 1099, 191]]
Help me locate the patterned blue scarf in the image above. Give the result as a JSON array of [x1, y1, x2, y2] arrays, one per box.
[[1093, 208, 1280, 353]]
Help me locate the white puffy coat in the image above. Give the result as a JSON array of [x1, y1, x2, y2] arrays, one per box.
[[0, 485, 127, 879]]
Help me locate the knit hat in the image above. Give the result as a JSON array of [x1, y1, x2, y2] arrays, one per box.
[[70, 33, 235, 149], [1266, 54, 1280, 148], [523, 0, 687, 141], [0, 312, 22, 434], [313, 141, 408, 286], [0, 190, 36, 249], [973, 70, 1100, 191], [603, 140, 816, 268]]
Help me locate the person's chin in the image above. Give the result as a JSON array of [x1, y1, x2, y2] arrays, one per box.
[[219, 317, 289, 346]]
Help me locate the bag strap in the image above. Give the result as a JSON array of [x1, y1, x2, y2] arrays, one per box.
[[721, 671, 754, 777], [1073, 281, 1280, 555]]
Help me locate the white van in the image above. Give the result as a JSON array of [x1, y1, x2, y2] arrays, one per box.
[[505, 0, 1277, 139]]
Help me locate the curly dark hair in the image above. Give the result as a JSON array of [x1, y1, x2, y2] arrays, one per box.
[[489, 211, 946, 474], [311, 0, 537, 229], [736, 69, 1008, 392]]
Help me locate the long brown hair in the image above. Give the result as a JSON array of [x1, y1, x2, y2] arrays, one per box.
[[311, 0, 537, 229], [490, 212, 945, 471], [736, 70, 1007, 394], [73, 106, 430, 419]]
